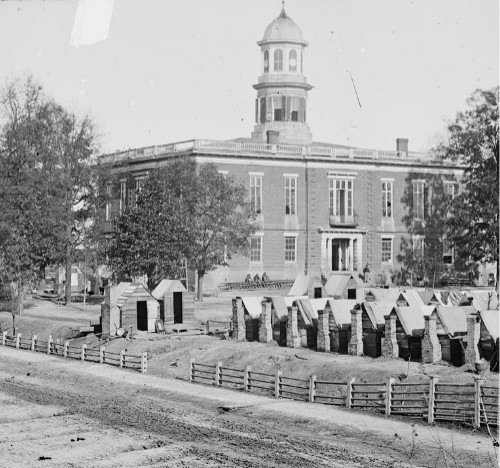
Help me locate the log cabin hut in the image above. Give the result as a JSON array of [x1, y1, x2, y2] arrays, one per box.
[[116, 283, 160, 333], [326, 299, 356, 353], [295, 298, 319, 348], [241, 296, 264, 341], [478, 309, 499, 371], [434, 305, 476, 366], [267, 295, 306, 346], [324, 273, 363, 299], [387, 304, 435, 360], [359, 301, 394, 357], [151, 279, 195, 327]]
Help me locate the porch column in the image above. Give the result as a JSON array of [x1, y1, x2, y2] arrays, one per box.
[[348, 305, 363, 356], [348, 238, 354, 271], [422, 313, 442, 363]]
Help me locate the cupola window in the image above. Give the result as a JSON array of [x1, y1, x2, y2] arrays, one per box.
[[263, 50, 269, 72], [274, 49, 283, 72], [289, 49, 297, 72]]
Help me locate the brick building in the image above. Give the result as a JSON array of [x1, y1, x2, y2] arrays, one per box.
[[101, 6, 463, 291]]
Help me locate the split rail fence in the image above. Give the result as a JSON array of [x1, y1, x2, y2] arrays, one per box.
[[189, 359, 499, 429], [1, 332, 148, 374]]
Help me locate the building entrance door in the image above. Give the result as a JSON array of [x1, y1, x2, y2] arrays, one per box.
[[331, 239, 350, 271]]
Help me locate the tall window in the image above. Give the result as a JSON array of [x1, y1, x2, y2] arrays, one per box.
[[443, 237, 454, 264], [382, 181, 393, 218], [273, 95, 283, 121], [412, 181, 425, 220], [250, 236, 262, 263], [444, 182, 455, 199], [329, 179, 353, 218], [263, 49, 269, 72], [250, 175, 262, 214], [119, 180, 126, 214], [285, 236, 296, 263], [289, 49, 297, 72], [274, 48, 283, 72], [412, 235, 425, 258], [285, 177, 297, 215], [105, 185, 111, 221], [381, 238, 393, 263]]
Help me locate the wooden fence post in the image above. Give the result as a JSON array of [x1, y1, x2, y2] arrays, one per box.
[[428, 376, 437, 424], [63, 341, 69, 358], [1, 331, 6, 346], [47, 335, 52, 355], [16, 333, 21, 349], [473, 376, 482, 429], [81, 343, 87, 361], [99, 346, 105, 364], [215, 361, 222, 386], [346, 377, 355, 409], [31, 334, 37, 352], [141, 352, 148, 374], [244, 365, 251, 392], [309, 375, 316, 403], [119, 349, 125, 368], [275, 370, 282, 398], [385, 377, 394, 417], [189, 358, 195, 382]]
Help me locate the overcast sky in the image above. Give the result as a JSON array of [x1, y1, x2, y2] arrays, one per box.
[[0, 0, 498, 153]]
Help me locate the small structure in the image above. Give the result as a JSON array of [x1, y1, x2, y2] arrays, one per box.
[[241, 296, 264, 341], [383, 305, 434, 360], [152, 279, 195, 326], [477, 309, 499, 371], [288, 274, 327, 298], [295, 298, 319, 348], [267, 295, 306, 345], [467, 290, 499, 312], [324, 273, 363, 299], [358, 301, 394, 357], [327, 299, 356, 353], [101, 282, 160, 334]]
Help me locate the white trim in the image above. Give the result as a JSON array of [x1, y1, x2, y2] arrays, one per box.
[[283, 173, 299, 178], [218, 170, 228, 175], [283, 232, 299, 237], [249, 171, 265, 176], [381, 234, 395, 239], [412, 179, 426, 184], [253, 231, 264, 237], [328, 172, 356, 179], [380, 177, 395, 182], [381, 237, 394, 264]]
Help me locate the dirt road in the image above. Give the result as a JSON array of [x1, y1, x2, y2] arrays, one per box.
[[0, 347, 497, 467]]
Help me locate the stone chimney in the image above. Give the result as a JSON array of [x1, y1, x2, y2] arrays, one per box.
[[286, 304, 301, 348], [348, 304, 363, 356], [422, 312, 442, 363], [382, 309, 399, 358], [396, 138, 408, 154], [465, 312, 481, 371], [317, 308, 330, 352], [258, 299, 273, 343], [232, 297, 246, 341], [266, 130, 280, 144]]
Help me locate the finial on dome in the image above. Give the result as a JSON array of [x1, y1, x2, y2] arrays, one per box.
[[280, 0, 288, 18]]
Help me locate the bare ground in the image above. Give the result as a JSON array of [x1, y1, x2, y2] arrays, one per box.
[[0, 346, 497, 468]]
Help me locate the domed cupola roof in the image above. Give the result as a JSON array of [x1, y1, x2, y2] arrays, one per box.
[[259, 7, 307, 45]]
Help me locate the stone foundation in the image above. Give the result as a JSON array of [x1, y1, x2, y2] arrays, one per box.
[[317, 309, 330, 352], [348, 305, 363, 356], [465, 312, 481, 371], [232, 297, 246, 341], [382, 310, 399, 358], [258, 300, 273, 343], [286, 305, 301, 348], [422, 312, 442, 363]]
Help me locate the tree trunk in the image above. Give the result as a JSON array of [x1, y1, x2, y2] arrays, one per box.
[[65, 235, 72, 305], [12, 311, 16, 336], [197, 271, 205, 302]]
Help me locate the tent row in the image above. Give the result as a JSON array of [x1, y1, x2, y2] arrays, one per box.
[[232, 287, 499, 371]]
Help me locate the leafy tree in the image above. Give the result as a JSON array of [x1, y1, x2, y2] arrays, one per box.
[[107, 159, 258, 298], [107, 159, 197, 290], [438, 87, 499, 285], [188, 165, 258, 300]]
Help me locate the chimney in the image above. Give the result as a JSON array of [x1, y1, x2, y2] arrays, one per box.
[[266, 130, 280, 145], [396, 138, 408, 153]]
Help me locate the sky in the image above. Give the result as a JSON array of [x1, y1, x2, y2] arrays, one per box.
[[0, 0, 498, 154]]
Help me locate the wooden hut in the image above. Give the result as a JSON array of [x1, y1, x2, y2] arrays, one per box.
[[324, 274, 363, 299], [388, 305, 434, 360], [359, 301, 393, 357], [241, 296, 263, 341], [434, 305, 475, 366], [478, 309, 499, 371], [267, 296, 306, 346], [295, 298, 318, 348], [327, 299, 356, 353], [115, 283, 160, 333], [152, 279, 195, 327]]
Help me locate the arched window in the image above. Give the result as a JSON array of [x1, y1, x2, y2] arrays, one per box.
[[263, 50, 269, 72], [274, 49, 283, 72], [289, 49, 297, 72]]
